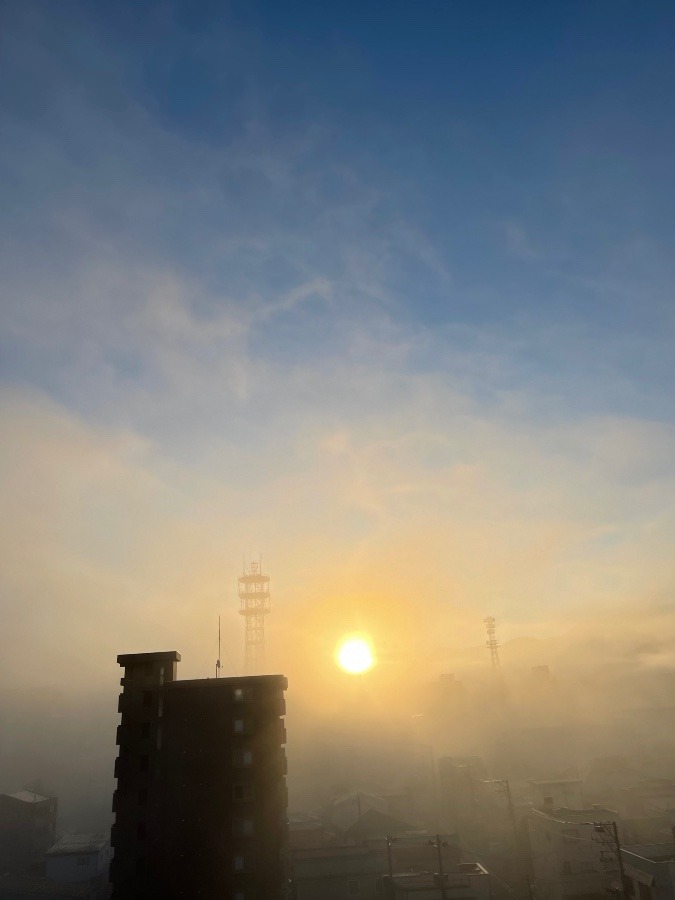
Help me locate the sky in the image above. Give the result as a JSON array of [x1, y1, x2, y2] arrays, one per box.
[[1, 0, 674, 694]]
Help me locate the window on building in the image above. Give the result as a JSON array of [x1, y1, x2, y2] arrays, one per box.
[[234, 894, 246, 900], [233, 818, 255, 836], [142, 691, 152, 708], [233, 855, 245, 872], [234, 687, 254, 702], [233, 749, 254, 767], [77, 857, 89, 866], [233, 719, 254, 734], [348, 878, 360, 895], [233, 783, 254, 802]]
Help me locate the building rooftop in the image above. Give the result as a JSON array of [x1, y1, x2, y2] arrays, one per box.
[[391, 863, 489, 888], [289, 816, 325, 832], [5, 791, 52, 804], [530, 779, 583, 786], [624, 843, 675, 864], [117, 650, 181, 665], [291, 845, 383, 860], [531, 806, 618, 823], [344, 808, 416, 839], [166, 674, 287, 689], [46, 833, 109, 855]]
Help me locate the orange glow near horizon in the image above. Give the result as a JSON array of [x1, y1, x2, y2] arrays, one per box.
[[335, 635, 375, 674]]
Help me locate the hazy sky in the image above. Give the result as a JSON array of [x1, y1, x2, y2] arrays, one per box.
[[1, 1, 674, 691]]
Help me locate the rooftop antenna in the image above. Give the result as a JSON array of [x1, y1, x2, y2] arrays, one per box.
[[216, 616, 221, 678]]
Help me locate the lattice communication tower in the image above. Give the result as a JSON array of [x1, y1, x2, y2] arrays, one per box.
[[238, 558, 270, 673], [484, 616, 501, 671]]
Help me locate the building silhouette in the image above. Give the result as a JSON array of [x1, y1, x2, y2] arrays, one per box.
[[110, 651, 288, 899], [0, 791, 57, 875]]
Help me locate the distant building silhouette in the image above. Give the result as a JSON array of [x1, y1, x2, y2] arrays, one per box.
[[110, 651, 288, 899], [0, 791, 57, 874]]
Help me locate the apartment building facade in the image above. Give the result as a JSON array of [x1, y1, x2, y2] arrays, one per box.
[[110, 651, 287, 899]]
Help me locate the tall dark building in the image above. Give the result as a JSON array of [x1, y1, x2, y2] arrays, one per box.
[[110, 651, 288, 899]]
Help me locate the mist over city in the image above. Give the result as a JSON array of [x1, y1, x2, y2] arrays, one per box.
[[1, 2, 674, 898]]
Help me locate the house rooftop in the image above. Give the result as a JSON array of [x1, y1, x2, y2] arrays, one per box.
[[624, 843, 675, 864], [46, 833, 109, 855], [4, 791, 52, 804], [344, 808, 416, 839], [532, 806, 618, 823], [392, 863, 489, 887]]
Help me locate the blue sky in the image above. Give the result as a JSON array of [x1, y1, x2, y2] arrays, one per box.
[[1, 1, 674, 685]]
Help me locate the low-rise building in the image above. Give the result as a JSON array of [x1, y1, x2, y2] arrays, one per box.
[[530, 780, 584, 812], [528, 807, 619, 900], [289, 838, 486, 900], [288, 814, 337, 849], [622, 843, 675, 900], [45, 834, 111, 884], [290, 845, 385, 900]]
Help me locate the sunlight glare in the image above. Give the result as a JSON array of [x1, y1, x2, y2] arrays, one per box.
[[336, 635, 375, 674]]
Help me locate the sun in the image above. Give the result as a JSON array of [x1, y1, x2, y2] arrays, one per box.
[[336, 635, 375, 674]]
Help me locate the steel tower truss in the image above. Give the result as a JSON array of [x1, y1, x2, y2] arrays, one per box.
[[484, 616, 501, 671], [238, 560, 270, 673]]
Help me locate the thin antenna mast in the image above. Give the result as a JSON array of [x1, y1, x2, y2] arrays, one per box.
[[216, 616, 222, 678]]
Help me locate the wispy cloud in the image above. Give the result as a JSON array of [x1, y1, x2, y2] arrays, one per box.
[[1, 3, 674, 699]]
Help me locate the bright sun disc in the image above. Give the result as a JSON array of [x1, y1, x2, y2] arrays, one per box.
[[336, 636, 375, 674]]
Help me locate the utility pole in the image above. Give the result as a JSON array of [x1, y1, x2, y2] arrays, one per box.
[[458, 764, 476, 806], [486, 779, 519, 849], [486, 779, 526, 898], [385, 835, 398, 898], [428, 834, 449, 900], [593, 821, 627, 900]]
